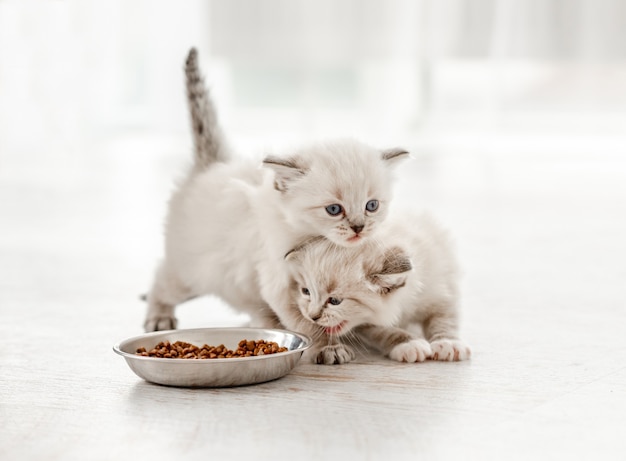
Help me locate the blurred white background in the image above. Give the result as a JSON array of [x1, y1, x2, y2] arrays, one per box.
[[2, 0, 625, 323], [2, 0, 626, 158]]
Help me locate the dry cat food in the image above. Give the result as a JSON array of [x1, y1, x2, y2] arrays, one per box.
[[135, 339, 288, 359]]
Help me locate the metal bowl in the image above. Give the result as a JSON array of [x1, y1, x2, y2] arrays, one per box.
[[113, 327, 311, 388]]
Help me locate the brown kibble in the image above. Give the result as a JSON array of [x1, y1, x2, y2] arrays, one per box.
[[135, 339, 288, 359]]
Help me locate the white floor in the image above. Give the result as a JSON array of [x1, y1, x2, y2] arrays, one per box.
[[1, 131, 626, 461]]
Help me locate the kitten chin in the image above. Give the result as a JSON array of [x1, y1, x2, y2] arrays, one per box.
[[331, 233, 368, 247]]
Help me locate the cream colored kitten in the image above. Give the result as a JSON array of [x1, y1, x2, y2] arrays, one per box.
[[143, 48, 408, 331], [284, 212, 471, 364]]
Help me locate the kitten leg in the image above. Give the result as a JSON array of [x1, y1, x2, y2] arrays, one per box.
[[388, 339, 432, 363], [423, 314, 471, 361], [316, 342, 356, 365], [355, 324, 432, 363], [144, 263, 192, 332], [307, 328, 357, 365]]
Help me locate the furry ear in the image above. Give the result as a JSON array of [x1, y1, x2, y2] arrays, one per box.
[[284, 247, 301, 263], [263, 155, 308, 191], [283, 249, 302, 281], [284, 236, 326, 263], [381, 147, 410, 165], [368, 247, 412, 295]]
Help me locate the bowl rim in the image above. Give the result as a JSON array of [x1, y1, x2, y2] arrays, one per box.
[[113, 327, 312, 363]]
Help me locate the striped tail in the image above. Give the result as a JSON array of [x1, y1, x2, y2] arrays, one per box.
[[185, 48, 229, 169]]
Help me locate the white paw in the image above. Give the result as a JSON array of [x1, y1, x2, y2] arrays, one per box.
[[430, 339, 471, 361], [389, 339, 432, 363], [316, 344, 356, 365], [144, 316, 178, 332]]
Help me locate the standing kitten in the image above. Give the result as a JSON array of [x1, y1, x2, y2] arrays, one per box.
[[284, 212, 471, 364], [143, 48, 408, 331]]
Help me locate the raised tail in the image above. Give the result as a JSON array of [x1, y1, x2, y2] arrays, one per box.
[[185, 48, 230, 169]]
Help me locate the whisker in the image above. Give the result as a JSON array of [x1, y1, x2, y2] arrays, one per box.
[[342, 329, 369, 356]]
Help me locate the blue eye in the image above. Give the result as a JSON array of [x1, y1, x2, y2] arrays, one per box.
[[365, 200, 379, 212], [301, 287, 310, 296], [325, 204, 343, 216], [327, 297, 342, 305]]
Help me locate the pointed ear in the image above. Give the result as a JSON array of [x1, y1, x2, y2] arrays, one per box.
[[284, 247, 302, 264], [284, 236, 325, 263], [381, 147, 410, 166], [263, 155, 308, 191], [368, 247, 412, 295]]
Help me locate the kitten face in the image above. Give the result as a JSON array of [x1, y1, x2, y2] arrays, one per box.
[[264, 140, 408, 247], [285, 238, 412, 337]]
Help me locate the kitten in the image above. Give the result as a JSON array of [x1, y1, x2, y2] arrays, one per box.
[[143, 48, 409, 331], [284, 212, 471, 364]]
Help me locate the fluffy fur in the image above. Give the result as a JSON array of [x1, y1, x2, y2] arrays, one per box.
[[284, 212, 471, 364], [185, 48, 232, 169], [143, 48, 408, 331]]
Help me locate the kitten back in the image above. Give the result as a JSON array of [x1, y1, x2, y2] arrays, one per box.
[[185, 47, 230, 169]]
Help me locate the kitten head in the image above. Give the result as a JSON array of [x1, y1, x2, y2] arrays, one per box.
[[285, 237, 412, 337], [263, 139, 408, 247]]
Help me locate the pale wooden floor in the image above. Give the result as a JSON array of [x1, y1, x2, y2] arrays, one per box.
[[1, 132, 625, 460]]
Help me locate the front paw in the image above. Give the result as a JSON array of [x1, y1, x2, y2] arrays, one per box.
[[316, 344, 356, 365], [144, 316, 178, 332], [430, 339, 471, 361], [389, 339, 432, 362]]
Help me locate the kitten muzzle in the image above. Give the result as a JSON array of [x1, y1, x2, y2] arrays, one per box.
[[324, 321, 348, 335]]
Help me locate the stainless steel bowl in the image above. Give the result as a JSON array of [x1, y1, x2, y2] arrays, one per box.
[[113, 327, 311, 388]]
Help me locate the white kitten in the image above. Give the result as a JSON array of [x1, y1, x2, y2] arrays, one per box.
[[284, 212, 471, 364], [143, 48, 408, 331]]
